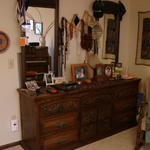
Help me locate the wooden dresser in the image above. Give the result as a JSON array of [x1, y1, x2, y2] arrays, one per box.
[[18, 79, 140, 150]]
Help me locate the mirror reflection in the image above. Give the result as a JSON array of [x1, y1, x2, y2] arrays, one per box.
[[21, 6, 55, 70]]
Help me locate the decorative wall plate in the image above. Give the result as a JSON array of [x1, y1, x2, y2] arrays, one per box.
[[0, 31, 10, 53]]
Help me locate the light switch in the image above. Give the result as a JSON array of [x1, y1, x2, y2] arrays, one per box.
[[8, 58, 14, 69]]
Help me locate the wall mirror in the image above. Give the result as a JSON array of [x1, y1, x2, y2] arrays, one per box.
[[21, 0, 59, 75]]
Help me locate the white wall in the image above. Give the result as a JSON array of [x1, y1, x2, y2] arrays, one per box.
[[0, 0, 21, 146]]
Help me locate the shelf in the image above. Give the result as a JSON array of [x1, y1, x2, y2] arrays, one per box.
[[25, 60, 48, 63]]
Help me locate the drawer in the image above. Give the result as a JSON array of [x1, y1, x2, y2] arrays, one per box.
[[81, 108, 97, 125], [113, 97, 136, 113], [39, 99, 79, 118], [40, 112, 78, 135], [80, 124, 97, 141], [41, 130, 78, 150], [98, 118, 111, 137], [80, 91, 112, 108], [112, 111, 137, 128], [114, 84, 138, 98], [98, 100, 112, 120]]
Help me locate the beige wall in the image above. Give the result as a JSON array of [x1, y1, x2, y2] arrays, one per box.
[[0, 0, 150, 146], [0, 0, 21, 146], [128, 0, 150, 82]]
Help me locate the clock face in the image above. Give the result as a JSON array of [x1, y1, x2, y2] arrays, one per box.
[[0, 31, 10, 53]]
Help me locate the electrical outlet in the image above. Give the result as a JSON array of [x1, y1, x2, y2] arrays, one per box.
[[11, 119, 19, 132]]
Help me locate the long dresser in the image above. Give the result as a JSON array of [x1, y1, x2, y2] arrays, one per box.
[[18, 79, 140, 150]]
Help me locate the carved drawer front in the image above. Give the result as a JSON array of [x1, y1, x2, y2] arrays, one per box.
[[80, 92, 111, 108], [81, 109, 97, 125], [112, 111, 136, 129], [98, 118, 111, 137], [114, 84, 138, 99], [80, 124, 97, 141], [80, 94, 99, 107], [98, 100, 112, 120], [113, 97, 136, 113], [39, 99, 79, 118], [41, 130, 78, 150], [40, 112, 78, 135]]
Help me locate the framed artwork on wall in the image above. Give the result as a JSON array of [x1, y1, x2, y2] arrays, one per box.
[[34, 22, 43, 35], [71, 63, 89, 82], [136, 11, 150, 66], [102, 14, 116, 60]]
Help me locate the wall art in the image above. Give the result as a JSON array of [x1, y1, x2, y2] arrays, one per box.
[[136, 11, 150, 65], [102, 14, 116, 60]]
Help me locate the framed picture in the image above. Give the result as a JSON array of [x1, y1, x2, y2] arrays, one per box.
[[44, 72, 54, 86], [103, 64, 113, 78], [95, 64, 104, 77], [102, 14, 116, 60], [71, 63, 89, 82], [136, 11, 150, 66], [34, 22, 43, 35], [95, 64, 113, 78], [25, 80, 40, 91]]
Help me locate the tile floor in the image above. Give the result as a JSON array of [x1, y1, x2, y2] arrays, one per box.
[[3, 127, 150, 150]]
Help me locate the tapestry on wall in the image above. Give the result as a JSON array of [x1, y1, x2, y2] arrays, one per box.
[[102, 14, 116, 60], [136, 11, 150, 66]]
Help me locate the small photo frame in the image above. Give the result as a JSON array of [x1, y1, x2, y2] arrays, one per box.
[[25, 80, 40, 91], [71, 63, 89, 82], [44, 72, 53, 86], [95, 64, 104, 77], [95, 64, 113, 78], [34, 22, 43, 35], [103, 64, 113, 78]]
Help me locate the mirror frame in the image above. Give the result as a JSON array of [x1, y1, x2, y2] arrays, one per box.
[[28, 0, 59, 76]]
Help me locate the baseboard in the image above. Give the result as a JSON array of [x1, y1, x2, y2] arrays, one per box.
[[0, 141, 21, 150]]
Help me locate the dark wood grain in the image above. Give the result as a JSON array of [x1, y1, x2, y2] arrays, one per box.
[[18, 79, 140, 150]]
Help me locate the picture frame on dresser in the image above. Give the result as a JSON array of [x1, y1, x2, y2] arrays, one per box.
[[103, 64, 113, 78], [71, 63, 89, 82], [95, 64, 113, 81], [44, 72, 54, 86]]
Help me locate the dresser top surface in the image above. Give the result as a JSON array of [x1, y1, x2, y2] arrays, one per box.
[[18, 78, 141, 101]]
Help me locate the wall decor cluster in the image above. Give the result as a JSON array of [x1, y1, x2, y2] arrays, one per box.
[[136, 11, 150, 66], [0, 31, 10, 53], [59, 11, 102, 75], [102, 14, 116, 60]]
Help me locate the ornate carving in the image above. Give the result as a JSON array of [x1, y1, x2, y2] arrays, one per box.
[[81, 109, 97, 125], [40, 101, 78, 117]]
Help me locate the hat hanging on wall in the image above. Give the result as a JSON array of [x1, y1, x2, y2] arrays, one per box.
[[92, 0, 104, 20]]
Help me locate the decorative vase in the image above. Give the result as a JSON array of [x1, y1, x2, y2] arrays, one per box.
[[39, 36, 46, 46]]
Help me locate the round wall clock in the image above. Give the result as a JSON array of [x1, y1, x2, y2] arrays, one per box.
[[0, 31, 10, 53]]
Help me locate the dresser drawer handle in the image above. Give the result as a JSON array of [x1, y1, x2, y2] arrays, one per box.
[[54, 138, 67, 145], [55, 121, 67, 128]]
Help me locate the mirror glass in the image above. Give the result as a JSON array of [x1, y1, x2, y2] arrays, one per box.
[[22, 6, 55, 70]]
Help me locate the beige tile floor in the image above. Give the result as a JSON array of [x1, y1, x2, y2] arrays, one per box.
[[4, 127, 150, 150]]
